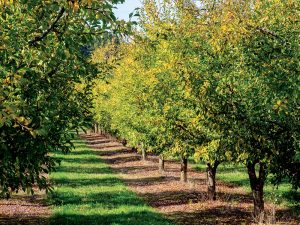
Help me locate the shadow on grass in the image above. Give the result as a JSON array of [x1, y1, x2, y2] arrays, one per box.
[[218, 165, 245, 173], [49, 190, 143, 206], [218, 178, 250, 188], [280, 190, 300, 215], [55, 166, 111, 174], [52, 177, 122, 188], [50, 211, 172, 225], [67, 150, 98, 155], [57, 157, 101, 164], [49, 137, 173, 225]]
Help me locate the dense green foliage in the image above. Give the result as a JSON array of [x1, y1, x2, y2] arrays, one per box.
[[0, 0, 130, 197], [49, 138, 173, 225], [92, 0, 300, 218]]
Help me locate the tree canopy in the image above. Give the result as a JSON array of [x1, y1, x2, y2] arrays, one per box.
[[0, 0, 130, 197], [92, 0, 300, 219]]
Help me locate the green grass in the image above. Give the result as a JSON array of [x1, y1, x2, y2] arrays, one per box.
[[195, 162, 300, 214], [48, 139, 174, 225]]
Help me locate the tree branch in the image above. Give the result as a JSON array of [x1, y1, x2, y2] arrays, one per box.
[[255, 27, 280, 39], [247, 25, 282, 40], [175, 122, 198, 139], [29, 7, 65, 45]]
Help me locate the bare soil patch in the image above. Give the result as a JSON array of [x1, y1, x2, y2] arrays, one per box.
[[0, 190, 50, 225]]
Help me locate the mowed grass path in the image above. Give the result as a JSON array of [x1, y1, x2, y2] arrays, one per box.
[[48, 137, 173, 225]]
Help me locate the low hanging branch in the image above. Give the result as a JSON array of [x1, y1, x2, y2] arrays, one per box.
[[247, 24, 284, 41], [29, 7, 65, 45], [255, 26, 280, 39], [175, 121, 198, 140]]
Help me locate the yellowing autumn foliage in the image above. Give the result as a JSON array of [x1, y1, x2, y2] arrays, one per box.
[[91, 0, 300, 219]]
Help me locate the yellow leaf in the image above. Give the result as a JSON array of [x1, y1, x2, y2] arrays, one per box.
[[30, 130, 37, 138]]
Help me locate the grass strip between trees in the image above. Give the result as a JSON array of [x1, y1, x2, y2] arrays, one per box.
[[48, 138, 174, 225]]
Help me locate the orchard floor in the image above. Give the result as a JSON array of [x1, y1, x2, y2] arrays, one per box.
[[0, 133, 299, 225], [0, 189, 50, 224], [84, 133, 299, 225]]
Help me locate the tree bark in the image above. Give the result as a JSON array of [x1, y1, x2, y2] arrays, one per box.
[[247, 161, 266, 221], [207, 160, 220, 201], [159, 155, 165, 173], [121, 139, 127, 146], [141, 144, 147, 161], [180, 156, 188, 183]]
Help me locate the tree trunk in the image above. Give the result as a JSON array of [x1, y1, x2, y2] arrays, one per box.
[[247, 161, 266, 221], [159, 155, 165, 173], [180, 157, 188, 183], [206, 161, 219, 201], [141, 144, 147, 161], [96, 123, 99, 133], [121, 139, 127, 146]]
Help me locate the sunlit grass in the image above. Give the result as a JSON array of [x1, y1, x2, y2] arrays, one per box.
[[48, 138, 173, 225]]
